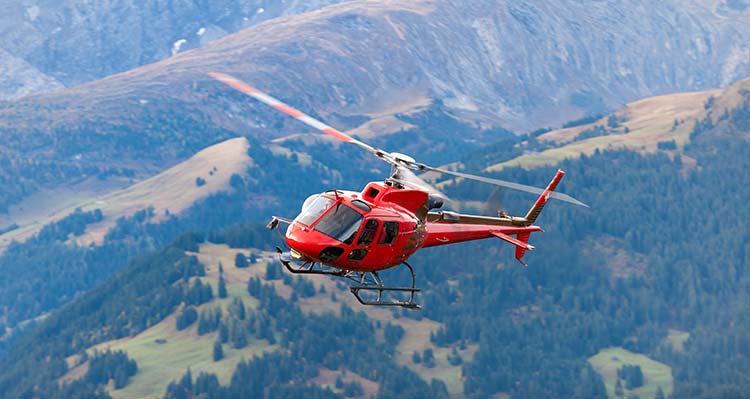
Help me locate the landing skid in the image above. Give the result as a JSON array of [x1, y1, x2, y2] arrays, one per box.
[[348, 263, 420, 309], [275, 248, 421, 309]]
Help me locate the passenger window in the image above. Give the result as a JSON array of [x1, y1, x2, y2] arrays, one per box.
[[348, 248, 368, 261], [357, 219, 379, 246], [379, 222, 399, 245]]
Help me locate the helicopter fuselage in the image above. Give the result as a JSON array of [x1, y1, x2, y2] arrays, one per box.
[[283, 180, 542, 272], [208, 72, 582, 307]]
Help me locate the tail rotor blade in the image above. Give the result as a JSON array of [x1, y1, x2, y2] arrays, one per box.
[[483, 187, 504, 215]]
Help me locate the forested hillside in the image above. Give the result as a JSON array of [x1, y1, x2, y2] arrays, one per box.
[[3, 0, 750, 216], [0, 90, 749, 398], [0, 93, 504, 344]]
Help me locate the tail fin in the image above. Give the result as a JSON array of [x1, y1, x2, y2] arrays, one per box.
[[524, 169, 565, 225], [515, 232, 531, 266]]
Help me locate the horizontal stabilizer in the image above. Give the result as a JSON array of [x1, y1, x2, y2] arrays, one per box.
[[490, 231, 535, 251], [491, 231, 534, 266]]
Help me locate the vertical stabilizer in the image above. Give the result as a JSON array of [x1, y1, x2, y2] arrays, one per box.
[[524, 169, 565, 225]]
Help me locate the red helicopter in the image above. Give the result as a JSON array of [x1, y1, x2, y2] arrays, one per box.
[[208, 72, 587, 309]]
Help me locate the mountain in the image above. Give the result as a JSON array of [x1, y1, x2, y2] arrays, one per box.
[[0, 0, 347, 100], [483, 77, 750, 172], [2, 78, 749, 399], [3, 3, 750, 397], [2, 0, 750, 215], [7, 0, 750, 127], [70, 242, 473, 399], [0, 136, 251, 251]]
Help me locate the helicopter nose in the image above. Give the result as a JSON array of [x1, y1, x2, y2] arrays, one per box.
[[284, 226, 315, 260], [285, 223, 344, 263]]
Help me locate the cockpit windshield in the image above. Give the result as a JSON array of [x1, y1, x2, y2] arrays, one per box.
[[314, 203, 363, 245], [294, 195, 334, 226]]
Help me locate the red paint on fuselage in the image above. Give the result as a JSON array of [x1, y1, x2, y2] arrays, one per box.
[[285, 181, 541, 272]]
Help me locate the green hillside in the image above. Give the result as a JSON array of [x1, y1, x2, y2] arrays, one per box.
[[79, 242, 476, 398], [589, 347, 672, 398], [1, 87, 750, 398], [0, 137, 251, 252], [477, 78, 749, 174]]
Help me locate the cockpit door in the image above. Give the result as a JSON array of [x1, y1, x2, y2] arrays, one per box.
[[346, 219, 401, 268], [347, 219, 379, 262]]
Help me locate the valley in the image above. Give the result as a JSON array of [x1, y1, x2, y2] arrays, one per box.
[[1, 1, 750, 398]]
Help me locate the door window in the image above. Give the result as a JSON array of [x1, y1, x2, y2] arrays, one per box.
[[379, 222, 399, 245], [357, 219, 379, 246]]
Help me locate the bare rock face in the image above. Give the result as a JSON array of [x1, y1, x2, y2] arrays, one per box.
[[424, 0, 750, 129], [2, 0, 750, 129], [1, 0, 749, 127], [0, 0, 749, 214], [0, 0, 346, 98], [0, 48, 63, 101]]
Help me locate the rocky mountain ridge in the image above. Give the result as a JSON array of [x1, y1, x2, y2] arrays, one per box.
[[1, 0, 749, 213], [0, 0, 346, 100]]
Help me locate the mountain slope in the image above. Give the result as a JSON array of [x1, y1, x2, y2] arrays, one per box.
[[3, 87, 750, 398], [0, 137, 251, 250], [71, 242, 474, 399], [2, 0, 750, 214], [7, 0, 750, 130], [0, 0, 347, 99], [482, 78, 750, 172]]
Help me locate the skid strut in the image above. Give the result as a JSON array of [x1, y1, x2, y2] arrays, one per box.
[[275, 248, 421, 309], [348, 262, 420, 309], [276, 247, 346, 276]]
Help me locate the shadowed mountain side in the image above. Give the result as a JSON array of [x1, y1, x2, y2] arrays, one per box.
[[5, 0, 750, 137], [2, 0, 750, 213], [0, 0, 348, 99], [0, 137, 251, 251]]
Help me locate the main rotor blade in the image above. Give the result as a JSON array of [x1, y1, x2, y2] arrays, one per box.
[[419, 165, 589, 208], [208, 72, 380, 156], [208, 72, 588, 208]]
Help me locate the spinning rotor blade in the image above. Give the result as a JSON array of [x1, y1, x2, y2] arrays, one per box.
[[207, 72, 380, 157], [482, 187, 505, 215], [392, 165, 452, 204], [208, 72, 587, 208], [416, 164, 589, 207]]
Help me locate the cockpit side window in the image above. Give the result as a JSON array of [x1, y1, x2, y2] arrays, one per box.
[[357, 219, 379, 246], [294, 195, 334, 226], [314, 203, 363, 244], [379, 221, 399, 245]]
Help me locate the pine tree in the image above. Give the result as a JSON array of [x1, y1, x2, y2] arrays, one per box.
[[423, 348, 435, 368], [447, 347, 462, 366], [213, 341, 223, 362], [218, 274, 227, 298], [219, 323, 229, 343], [113, 367, 128, 389], [234, 253, 248, 268], [180, 368, 193, 391]]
